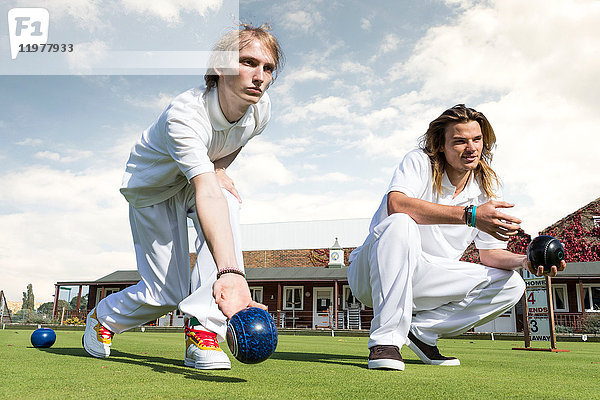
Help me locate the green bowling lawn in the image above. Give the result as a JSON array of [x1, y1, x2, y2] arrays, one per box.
[[1, 328, 598, 399]]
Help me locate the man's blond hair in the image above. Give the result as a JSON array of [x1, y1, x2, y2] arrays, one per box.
[[204, 23, 284, 93]]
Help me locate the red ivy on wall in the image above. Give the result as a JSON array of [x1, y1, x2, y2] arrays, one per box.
[[308, 248, 356, 267], [544, 215, 600, 262], [309, 249, 329, 266]]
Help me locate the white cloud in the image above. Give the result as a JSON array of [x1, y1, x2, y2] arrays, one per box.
[[392, 0, 600, 106], [360, 18, 372, 31], [120, 0, 223, 24], [230, 152, 295, 193], [0, 166, 133, 302], [280, 96, 352, 124], [34, 149, 93, 163], [279, 9, 324, 33], [16, 138, 43, 146], [124, 92, 175, 111], [66, 40, 110, 74], [17, 0, 106, 31], [339, 61, 373, 75], [302, 172, 353, 183], [379, 33, 400, 54], [24, 0, 223, 29]]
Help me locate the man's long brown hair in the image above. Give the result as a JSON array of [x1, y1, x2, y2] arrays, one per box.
[[419, 104, 500, 199]]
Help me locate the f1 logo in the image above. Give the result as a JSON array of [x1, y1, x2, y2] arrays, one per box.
[[7, 8, 49, 60]]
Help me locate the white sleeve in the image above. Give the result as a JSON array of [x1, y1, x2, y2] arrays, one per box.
[[165, 116, 214, 182], [387, 149, 431, 199]]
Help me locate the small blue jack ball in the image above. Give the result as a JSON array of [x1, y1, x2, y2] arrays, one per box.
[[31, 328, 56, 348], [527, 235, 565, 273], [226, 307, 278, 364]]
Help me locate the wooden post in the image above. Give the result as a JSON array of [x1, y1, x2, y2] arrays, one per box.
[[578, 280, 586, 331], [0, 290, 4, 325], [52, 285, 60, 319], [546, 276, 557, 350], [276, 283, 282, 327], [334, 280, 339, 329]]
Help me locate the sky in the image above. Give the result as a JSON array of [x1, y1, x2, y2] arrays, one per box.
[[1, 0, 599, 303]]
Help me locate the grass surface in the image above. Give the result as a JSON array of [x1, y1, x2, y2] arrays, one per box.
[[1, 329, 599, 399]]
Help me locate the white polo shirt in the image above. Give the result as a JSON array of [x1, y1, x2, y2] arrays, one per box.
[[120, 87, 271, 208], [368, 148, 506, 260]]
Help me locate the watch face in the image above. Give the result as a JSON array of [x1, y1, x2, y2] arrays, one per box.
[[332, 252, 339, 261]]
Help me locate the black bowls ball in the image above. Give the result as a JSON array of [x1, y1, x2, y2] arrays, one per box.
[[527, 235, 565, 273]]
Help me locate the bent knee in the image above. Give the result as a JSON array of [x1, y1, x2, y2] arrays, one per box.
[[505, 271, 526, 302], [374, 212, 417, 239]]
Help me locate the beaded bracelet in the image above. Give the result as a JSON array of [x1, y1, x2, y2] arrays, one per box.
[[216, 268, 246, 279], [464, 205, 474, 227]]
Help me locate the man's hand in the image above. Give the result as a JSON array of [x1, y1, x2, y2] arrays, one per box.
[[474, 201, 522, 241], [524, 258, 567, 278], [215, 167, 242, 203], [213, 273, 267, 319]]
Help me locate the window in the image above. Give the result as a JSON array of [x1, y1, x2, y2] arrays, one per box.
[[552, 284, 568, 312], [283, 286, 303, 310], [96, 287, 121, 303], [342, 285, 363, 309], [593, 216, 600, 228], [249, 287, 263, 303], [583, 285, 600, 312]]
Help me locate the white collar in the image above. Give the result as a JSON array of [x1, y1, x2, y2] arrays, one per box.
[[441, 171, 482, 201], [206, 88, 254, 131]]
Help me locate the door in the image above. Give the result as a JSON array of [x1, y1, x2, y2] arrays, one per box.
[[313, 287, 334, 329]]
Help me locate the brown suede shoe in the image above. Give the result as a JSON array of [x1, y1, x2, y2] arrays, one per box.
[[407, 331, 460, 366], [368, 345, 405, 370]]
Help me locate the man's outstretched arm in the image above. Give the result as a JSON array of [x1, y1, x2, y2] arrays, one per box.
[[191, 172, 266, 318], [479, 248, 566, 277], [387, 191, 521, 241]]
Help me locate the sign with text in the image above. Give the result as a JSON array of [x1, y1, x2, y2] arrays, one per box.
[[526, 289, 549, 315], [528, 316, 551, 342]]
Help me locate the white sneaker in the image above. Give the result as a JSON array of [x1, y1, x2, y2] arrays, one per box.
[[183, 324, 231, 370], [82, 308, 113, 358]]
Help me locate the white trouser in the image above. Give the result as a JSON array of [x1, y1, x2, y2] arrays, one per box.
[[96, 185, 243, 341], [348, 213, 525, 348]]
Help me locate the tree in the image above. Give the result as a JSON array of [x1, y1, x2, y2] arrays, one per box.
[[37, 302, 55, 315], [37, 300, 69, 317], [21, 283, 35, 311], [69, 293, 88, 310]]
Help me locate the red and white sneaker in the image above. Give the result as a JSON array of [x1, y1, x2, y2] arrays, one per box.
[[82, 308, 114, 358], [184, 323, 231, 370]]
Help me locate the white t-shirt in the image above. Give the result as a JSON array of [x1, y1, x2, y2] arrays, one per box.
[[120, 87, 271, 208], [367, 148, 506, 260]]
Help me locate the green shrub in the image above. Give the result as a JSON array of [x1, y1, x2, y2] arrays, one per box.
[[555, 324, 574, 334], [582, 314, 600, 334]]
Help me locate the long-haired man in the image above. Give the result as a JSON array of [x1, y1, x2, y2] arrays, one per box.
[[348, 104, 565, 370]]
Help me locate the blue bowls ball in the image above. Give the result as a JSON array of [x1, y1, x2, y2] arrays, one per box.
[[31, 328, 56, 348], [226, 307, 278, 364]]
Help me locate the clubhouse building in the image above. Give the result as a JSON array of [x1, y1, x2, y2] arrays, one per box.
[[54, 198, 600, 333]]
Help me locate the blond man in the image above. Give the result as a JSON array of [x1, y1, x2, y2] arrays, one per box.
[[83, 25, 284, 370]]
